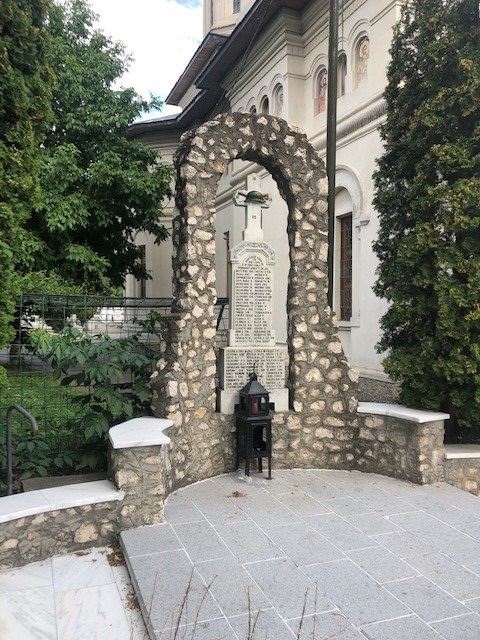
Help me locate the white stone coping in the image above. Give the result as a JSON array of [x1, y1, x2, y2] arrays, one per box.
[[108, 417, 172, 450], [357, 402, 450, 424], [0, 480, 124, 524], [445, 444, 480, 460]]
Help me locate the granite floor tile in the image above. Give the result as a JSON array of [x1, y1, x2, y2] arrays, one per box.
[[266, 522, 344, 566], [384, 576, 470, 622], [172, 520, 232, 562], [399, 494, 479, 526], [306, 513, 377, 551], [245, 557, 334, 619], [228, 608, 296, 640], [303, 558, 410, 626], [372, 530, 439, 559], [299, 476, 347, 502], [163, 494, 205, 524], [230, 491, 302, 528], [320, 496, 372, 517], [287, 610, 367, 640], [341, 485, 416, 516], [403, 551, 480, 600], [345, 511, 402, 536], [192, 492, 251, 526], [387, 512, 480, 564], [459, 521, 480, 542], [176, 478, 229, 499], [469, 562, 480, 576], [347, 546, 418, 583], [194, 555, 271, 616], [215, 519, 285, 562], [121, 523, 182, 557], [155, 617, 237, 640], [272, 489, 332, 517], [0, 585, 56, 640], [361, 614, 444, 640], [465, 597, 480, 613], [431, 613, 480, 640], [126, 549, 222, 635]]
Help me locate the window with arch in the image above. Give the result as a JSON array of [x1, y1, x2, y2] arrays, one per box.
[[339, 214, 352, 321], [337, 52, 347, 97], [272, 84, 284, 117], [354, 35, 369, 89], [137, 244, 147, 298], [260, 96, 269, 114], [249, 105, 257, 114], [314, 67, 328, 115]]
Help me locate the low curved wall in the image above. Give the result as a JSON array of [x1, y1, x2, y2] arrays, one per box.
[[0, 405, 449, 568]]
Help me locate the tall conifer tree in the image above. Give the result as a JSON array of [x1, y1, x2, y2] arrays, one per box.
[[373, 0, 480, 439], [0, 0, 52, 348]]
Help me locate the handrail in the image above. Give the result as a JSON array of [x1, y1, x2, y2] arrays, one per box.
[[5, 405, 38, 496]]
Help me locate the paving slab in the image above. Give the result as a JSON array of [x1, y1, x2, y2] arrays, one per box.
[[120, 470, 480, 639]]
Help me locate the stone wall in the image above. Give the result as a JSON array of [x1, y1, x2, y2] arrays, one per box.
[[444, 447, 480, 496], [150, 112, 358, 489], [0, 408, 449, 569], [0, 501, 120, 569], [0, 419, 172, 569]]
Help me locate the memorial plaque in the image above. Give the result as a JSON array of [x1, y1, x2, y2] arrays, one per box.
[[220, 347, 287, 390], [217, 177, 289, 413], [233, 255, 274, 345]]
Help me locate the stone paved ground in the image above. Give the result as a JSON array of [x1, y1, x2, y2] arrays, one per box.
[[121, 469, 480, 640]]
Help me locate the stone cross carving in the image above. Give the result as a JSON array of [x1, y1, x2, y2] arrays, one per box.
[[234, 174, 271, 242]]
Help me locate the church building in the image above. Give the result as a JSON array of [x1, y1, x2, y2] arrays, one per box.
[[126, 0, 401, 395]]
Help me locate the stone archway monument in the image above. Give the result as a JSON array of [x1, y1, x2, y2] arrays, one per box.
[[151, 112, 359, 487]]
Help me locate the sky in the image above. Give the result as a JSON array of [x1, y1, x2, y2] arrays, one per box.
[[89, 0, 204, 119]]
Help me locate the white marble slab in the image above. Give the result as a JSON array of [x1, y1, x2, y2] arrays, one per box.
[[55, 582, 134, 640], [0, 585, 56, 639], [0, 480, 123, 524], [0, 559, 52, 593], [52, 549, 115, 592], [358, 402, 450, 424], [108, 416, 172, 449], [445, 444, 480, 460]]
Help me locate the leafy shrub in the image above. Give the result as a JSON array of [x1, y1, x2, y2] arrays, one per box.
[[29, 311, 163, 469]]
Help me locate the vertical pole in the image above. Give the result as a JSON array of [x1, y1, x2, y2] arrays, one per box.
[[327, 0, 339, 310]]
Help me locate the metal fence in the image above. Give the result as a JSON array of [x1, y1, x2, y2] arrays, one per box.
[[0, 294, 229, 456]]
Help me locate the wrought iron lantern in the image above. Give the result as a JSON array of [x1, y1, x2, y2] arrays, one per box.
[[235, 372, 272, 479]]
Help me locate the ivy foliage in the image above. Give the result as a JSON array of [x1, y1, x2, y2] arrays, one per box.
[[373, 0, 480, 438], [0, 0, 52, 348], [21, 0, 173, 290]]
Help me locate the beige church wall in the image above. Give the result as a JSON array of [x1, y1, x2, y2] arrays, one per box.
[[125, 130, 179, 300], [126, 0, 404, 384]]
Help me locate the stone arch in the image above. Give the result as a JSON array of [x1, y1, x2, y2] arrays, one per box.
[[152, 112, 358, 486]]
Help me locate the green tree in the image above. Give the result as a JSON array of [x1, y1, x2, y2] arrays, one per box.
[[373, 0, 480, 440], [0, 0, 52, 348], [21, 0, 172, 290]]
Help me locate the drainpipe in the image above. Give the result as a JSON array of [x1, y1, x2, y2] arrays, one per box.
[[327, 0, 339, 310]]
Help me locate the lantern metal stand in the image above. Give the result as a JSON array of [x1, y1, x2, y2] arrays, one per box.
[[235, 373, 272, 479]]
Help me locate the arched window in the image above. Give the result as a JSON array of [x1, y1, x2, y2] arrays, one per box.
[[272, 84, 284, 117], [338, 214, 352, 321], [354, 35, 369, 89], [314, 67, 328, 115], [249, 105, 257, 114], [260, 96, 269, 114], [337, 52, 347, 98]]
